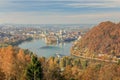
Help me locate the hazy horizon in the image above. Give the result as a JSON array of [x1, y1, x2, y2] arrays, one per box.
[[0, 0, 120, 24]]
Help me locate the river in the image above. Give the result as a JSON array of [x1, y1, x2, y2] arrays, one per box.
[[18, 39, 73, 57]]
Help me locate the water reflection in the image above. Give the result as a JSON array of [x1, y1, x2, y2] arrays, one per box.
[[19, 39, 72, 57]]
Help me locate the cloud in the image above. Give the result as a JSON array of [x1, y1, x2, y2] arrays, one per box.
[[66, 0, 120, 8], [0, 11, 120, 24], [67, 3, 104, 8], [0, 0, 120, 12], [0, 0, 120, 24]]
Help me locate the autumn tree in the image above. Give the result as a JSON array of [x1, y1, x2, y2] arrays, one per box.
[[16, 49, 28, 79], [43, 66, 65, 80], [1, 45, 17, 80], [0, 68, 5, 80], [98, 64, 117, 80], [82, 63, 101, 80]]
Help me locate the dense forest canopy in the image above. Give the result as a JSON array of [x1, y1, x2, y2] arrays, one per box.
[[71, 21, 120, 56]]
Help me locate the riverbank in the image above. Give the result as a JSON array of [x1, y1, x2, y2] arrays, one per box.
[[0, 37, 33, 47]]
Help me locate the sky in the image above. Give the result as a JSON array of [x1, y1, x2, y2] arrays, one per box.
[[0, 0, 120, 24]]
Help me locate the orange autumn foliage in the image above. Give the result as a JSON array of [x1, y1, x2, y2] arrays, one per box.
[[0, 45, 31, 79], [72, 21, 120, 56]]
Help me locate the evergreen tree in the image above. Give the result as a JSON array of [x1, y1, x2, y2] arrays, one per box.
[[117, 59, 120, 65], [65, 57, 71, 66], [25, 55, 43, 80], [82, 60, 88, 69], [60, 58, 66, 68]]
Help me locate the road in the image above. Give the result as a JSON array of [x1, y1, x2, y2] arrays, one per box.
[[72, 54, 118, 63]]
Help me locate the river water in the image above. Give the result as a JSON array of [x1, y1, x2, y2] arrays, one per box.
[[18, 39, 73, 57]]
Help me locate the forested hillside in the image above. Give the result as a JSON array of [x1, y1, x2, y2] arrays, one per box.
[[71, 21, 120, 57], [0, 45, 120, 80]]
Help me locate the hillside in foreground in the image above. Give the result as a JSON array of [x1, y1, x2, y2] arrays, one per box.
[[71, 21, 120, 57], [1, 45, 120, 80]]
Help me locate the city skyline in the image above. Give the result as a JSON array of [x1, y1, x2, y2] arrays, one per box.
[[0, 0, 120, 24]]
